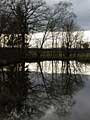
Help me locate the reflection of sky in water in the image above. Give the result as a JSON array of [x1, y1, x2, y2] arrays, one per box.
[[81, 64, 90, 75], [27, 62, 90, 75], [71, 76, 90, 120], [38, 75, 90, 120]]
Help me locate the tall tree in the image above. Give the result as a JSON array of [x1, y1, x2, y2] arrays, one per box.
[[0, 0, 50, 119]]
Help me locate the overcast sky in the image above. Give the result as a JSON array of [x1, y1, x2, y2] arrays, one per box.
[[45, 0, 90, 30]]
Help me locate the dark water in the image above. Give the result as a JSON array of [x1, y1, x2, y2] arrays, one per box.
[[0, 61, 90, 120]]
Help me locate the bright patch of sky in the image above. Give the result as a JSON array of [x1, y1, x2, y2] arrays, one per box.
[[84, 31, 90, 42], [29, 31, 90, 48]]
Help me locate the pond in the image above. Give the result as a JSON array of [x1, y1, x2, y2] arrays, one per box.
[[0, 60, 90, 120]]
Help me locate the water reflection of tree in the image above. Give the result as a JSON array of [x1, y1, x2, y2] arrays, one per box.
[[0, 65, 30, 119], [0, 62, 84, 120], [30, 59, 84, 120]]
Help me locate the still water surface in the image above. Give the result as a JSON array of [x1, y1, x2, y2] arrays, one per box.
[[0, 60, 90, 120], [29, 72, 89, 120], [27, 61, 90, 120]]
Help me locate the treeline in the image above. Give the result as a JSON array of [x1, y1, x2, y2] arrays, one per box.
[[0, 0, 79, 48]]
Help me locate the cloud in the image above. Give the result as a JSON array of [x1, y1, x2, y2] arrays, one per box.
[[45, 0, 90, 30], [72, 0, 90, 30]]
